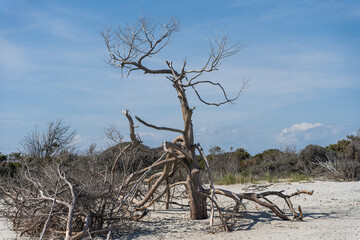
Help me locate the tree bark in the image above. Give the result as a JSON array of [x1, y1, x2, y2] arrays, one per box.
[[187, 168, 208, 219], [176, 83, 208, 219]]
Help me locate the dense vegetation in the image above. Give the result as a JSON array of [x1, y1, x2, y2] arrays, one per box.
[[206, 130, 360, 184], [2, 130, 359, 185], [0, 152, 22, 178]]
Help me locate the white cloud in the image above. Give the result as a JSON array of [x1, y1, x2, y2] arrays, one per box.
[[279, 122, 326, 144], [281, 122, 323, 135]]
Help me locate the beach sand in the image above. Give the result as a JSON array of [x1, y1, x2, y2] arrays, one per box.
[[127, 181, 360, 240], [0, 217, 20, 240], [1, 181, 359, 239]]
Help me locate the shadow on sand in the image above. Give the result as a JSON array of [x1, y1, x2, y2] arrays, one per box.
[[230, 210, 335, 231], [121, 208, 338, 239]]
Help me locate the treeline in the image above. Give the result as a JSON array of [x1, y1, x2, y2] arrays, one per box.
[[0, 152, 22, 178], [205, 130, 360, 184], [1, 130, 360, 184]]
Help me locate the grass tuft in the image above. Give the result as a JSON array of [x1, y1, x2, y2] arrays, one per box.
[[289, 173, 311, 182]]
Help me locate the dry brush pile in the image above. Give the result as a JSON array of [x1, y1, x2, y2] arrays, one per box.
[[0, 143, 157, 239]]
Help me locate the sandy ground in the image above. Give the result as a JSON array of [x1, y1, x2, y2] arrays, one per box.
[[0, 217, 20, 240], [1, 181, 360, 239]]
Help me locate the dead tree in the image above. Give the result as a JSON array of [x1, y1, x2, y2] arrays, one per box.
[[103, 15, 313, 230], [21, 119, 76, 160]]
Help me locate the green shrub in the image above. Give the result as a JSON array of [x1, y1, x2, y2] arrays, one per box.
[[0, 162, 22, 178]]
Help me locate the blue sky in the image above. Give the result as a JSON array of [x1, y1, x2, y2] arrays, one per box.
[[1, 0, 359, 155]]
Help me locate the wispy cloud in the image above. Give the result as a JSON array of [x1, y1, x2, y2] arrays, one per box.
[[0, 37, 31, 77], [26, 11, 84, 41], [218, 46, 358, 103], [0, 1, 90, 41]]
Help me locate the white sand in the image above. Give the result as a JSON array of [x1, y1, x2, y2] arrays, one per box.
[[0, 217, 20, 240], [128, 181, 360, 240], [1, 181, 359, 239]]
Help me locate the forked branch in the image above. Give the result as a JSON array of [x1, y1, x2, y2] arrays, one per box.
[[103, 17, 179, 76]]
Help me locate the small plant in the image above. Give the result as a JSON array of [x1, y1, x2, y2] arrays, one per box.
[[239, 174, 249, 184], [263, 173, 280, 183], [218, 173, 237, 185], [215, 173, 256, 185], [289, 173, 311, 182]]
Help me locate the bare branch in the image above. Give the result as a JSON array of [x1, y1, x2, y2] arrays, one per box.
[[39, 181, 59, 240], [190, 79, 248, 106], [135, 115, 183, 134], [183, 33, 245, 79], [208, 188, 314, 221], [121, 109, 163, 153], [103, 17, 179, 77]]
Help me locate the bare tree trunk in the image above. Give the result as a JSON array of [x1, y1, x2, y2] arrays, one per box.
[[176, 83, 208, 219], [186, 168, 208, 219]]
